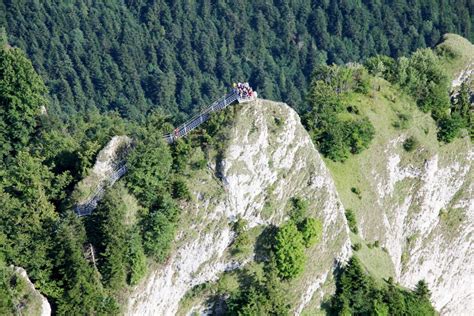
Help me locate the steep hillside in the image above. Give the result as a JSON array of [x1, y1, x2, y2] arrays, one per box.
[[126, 99, 351, 315], [125, 35, 472, 315], [324, 34, 473, 315]]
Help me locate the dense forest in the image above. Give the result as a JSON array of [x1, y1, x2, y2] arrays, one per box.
[[0, 1, 472, 314], [0, 42, 196, 314], [1, 0, 472, 121]]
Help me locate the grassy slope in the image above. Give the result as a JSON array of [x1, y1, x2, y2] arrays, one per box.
[[324, 34, 473, 281]]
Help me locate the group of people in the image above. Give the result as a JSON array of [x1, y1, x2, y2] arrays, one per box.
[[233, 82, 254, 99]]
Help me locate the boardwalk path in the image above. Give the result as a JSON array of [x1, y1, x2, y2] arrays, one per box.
[[163, 90, 256, 144], [76, 89, 256, 215]]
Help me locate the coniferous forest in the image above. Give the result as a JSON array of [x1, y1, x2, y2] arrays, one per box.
[[0, 1, 473, 315], [2, 0, 472, 121]]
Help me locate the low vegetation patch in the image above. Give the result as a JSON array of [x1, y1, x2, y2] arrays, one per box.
[[393, 112, 412, 130], [351, 186, 362, 199], [345, 209, 359, 234], [230, 218, 252, 257], [403, 136, 419, 152], [366, 49, 472, 143]]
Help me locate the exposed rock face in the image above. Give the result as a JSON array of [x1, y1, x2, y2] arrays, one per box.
[[75, 135, 132, 215], [126, 99, 472, 316], [370, 137, 473, 315], [14, 266, 51, 316], [126, 100, 351, 315]]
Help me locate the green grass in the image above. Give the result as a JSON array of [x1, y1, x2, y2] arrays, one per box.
[[176, 268, 253, 316], [324, 36, 473, 287], [324, 77, 440, 280], [326, 77, 438, 212], [436, 33, 474, 80], [438, 208, 467, 239], [350, 234, 395, 282]]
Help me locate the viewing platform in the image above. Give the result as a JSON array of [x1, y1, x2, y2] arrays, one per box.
[[164, 82, 257, 144]]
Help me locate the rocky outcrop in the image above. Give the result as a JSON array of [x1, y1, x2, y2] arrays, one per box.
[[126, 94, 472, 316], [74, 135, 132, 215], [126, 100, 351, 315], [13, 266, 51, 316], [371, 137, 473, 315]]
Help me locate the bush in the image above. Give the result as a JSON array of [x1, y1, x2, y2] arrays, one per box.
[[393, 113, 411, 130], [345, 209, 358, 234], [352, 243, 362, 251], [351, 187, 362, 199], [172, 178, 191, 200], [289, 197, 308, 223], [231, 218, 251, 256], [273, 222, 306, 279], [403, 136, 418, 152], [437, 114, 463, 143], [347, 118, 376, 154], [298, 218, 323, 248], [367, 240, 380, 248]]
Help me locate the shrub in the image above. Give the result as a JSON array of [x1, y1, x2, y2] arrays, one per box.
[[172, 178, 191, 200], [393, 113, 411, 130], [289, 197, 308, 223], [345, 209, 358, 234], [351, 187, 362, 199], [403, 136, 418, 152], [298, 218, 323, 248], [231, 218, 251, 256], [192, 158, 207, 170], [348, 118, 376, 154], [368, 240, 380, 248], [437, 114, 463, 143], [352, 243, 362, 251], [273, 221, 306, 279]]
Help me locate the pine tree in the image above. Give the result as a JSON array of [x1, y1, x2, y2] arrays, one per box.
[[415, 279, 431, 300]]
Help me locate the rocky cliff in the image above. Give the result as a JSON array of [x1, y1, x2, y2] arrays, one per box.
[[124, 35, 474, 316], [332, 132, 473, 315], [322, 34, 473, 315], [127, 93, 472, 315], [126, 99, 352, 315]]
